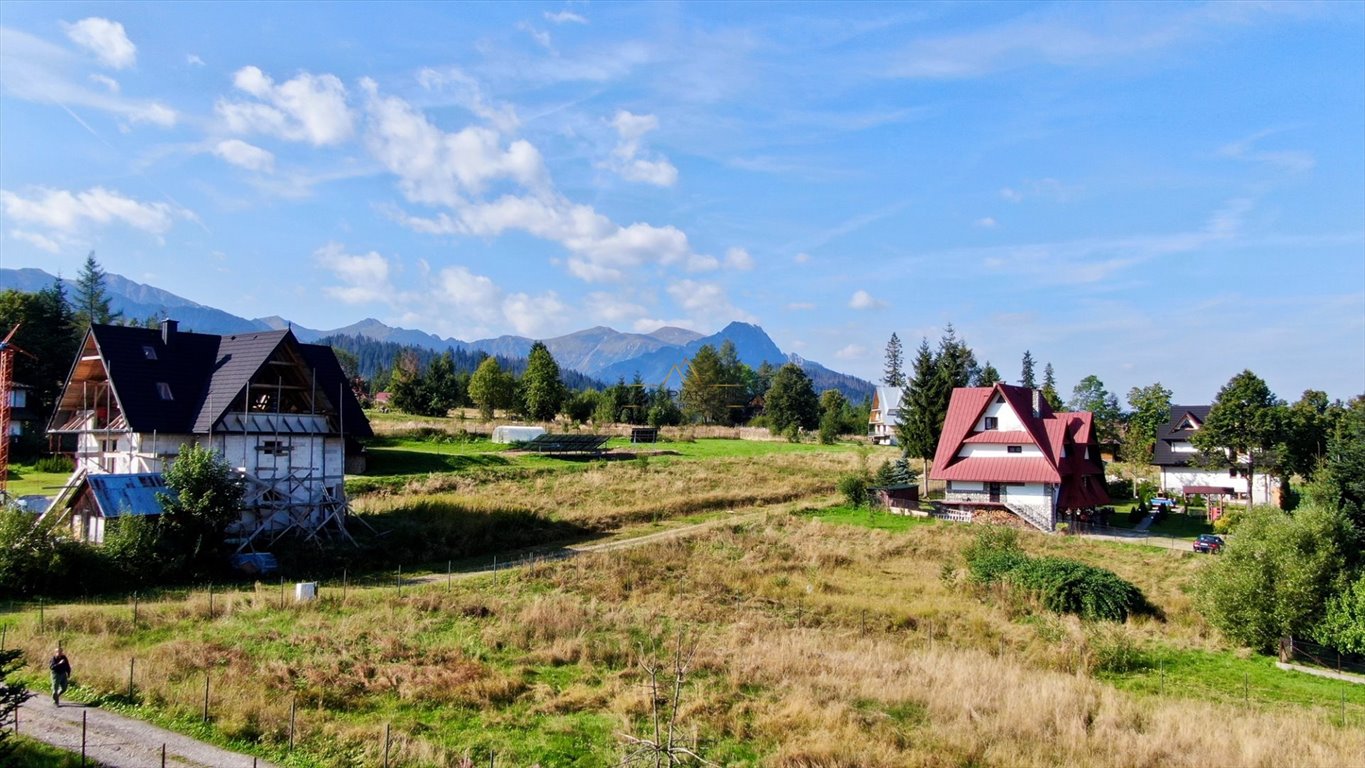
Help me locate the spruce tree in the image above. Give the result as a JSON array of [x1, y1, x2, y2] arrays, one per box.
[[74, 252, 120, 327], [680, 344, 728, 424], [882, 332, 905, 387], [978, 361, 1002, 386], [521, 342, 566, 422], [765, 363, 820, 433], [1020, 350, 1037, 389], [1041, 363, 1063, 410], [895, 338, 940, 477]]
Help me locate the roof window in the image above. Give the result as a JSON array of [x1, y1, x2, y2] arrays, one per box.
[[142, 345, 158, 360], [157, 382, 173, 400], [994, 394, 1005, 404], [1007, 445, 1023, 454]]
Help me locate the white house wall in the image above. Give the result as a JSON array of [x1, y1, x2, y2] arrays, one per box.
[[1159, 468, 1278, 505], [976, 398, 1025, 431], [957, 444, 1044, 458]]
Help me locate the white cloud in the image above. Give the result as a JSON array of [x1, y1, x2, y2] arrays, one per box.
[[1218, 128, 1316, 173], [0, 28, 176, 127], [587, 292, 649, 325], [835, 344, 867, 360], [89, 73, 119, 93], [667, 279, 756, 324], [186, 54, 205, 67], [974, 216, 998, 229], [362, 79, 544, 206], [606, 110, 678, 187], [849, 290, 886, 310], [794, 252, 812, 264], [0, 186, 191, 237], [313, 242, 393, 304], [213, 139, 275, 172], [517, 22, 553, 50], [725, 247, 754, 270], [544, 10, 588, 24], [1000, 178, 1079, 204], [436, 265, 504, 325], [11, 230, 61, 253], [786, 302, 816, 311], [217, 66, 354, 146], [416, 67, 519, 133], [503, 290, 568, 337], [63, 17, 136, 70]]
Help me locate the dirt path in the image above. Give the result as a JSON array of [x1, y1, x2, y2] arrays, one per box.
[[17, 695, 277, 767]]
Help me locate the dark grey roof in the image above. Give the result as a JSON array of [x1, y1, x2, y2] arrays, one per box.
[[74, 324, 370, 438], [1152, 405, 1212, 466]]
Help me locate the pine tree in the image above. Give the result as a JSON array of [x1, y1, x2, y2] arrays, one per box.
[[73, 252, 120, 328], [882, 332, 905, 387], [935, 323, 977, 389], [0, 649, 32, 761], [895, 338, 940, 476], [680, 345, 728, 424], [1041, 363, 1063, 410], [1020, 350, 1037, 389], [521, 342, 566, 422], [978, 361, 1002, 386]]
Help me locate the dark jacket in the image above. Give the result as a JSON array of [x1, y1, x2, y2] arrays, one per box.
[[49, 654, 71, 675]]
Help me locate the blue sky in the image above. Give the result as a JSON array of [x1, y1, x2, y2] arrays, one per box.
[[1, 1, 1362, 402]]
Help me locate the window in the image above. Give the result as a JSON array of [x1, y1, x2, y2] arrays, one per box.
[[142, 345, 158, 360], [156, 382, 173, 400], [983, 417, 998, 430], [258, 440, 292, 456], [1007, 445, 1023, 454], [994, 395, 1005, 404]]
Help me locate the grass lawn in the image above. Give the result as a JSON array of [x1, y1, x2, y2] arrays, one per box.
[[10, 736, 85, 767], [3, 462, 71, 498], [800, 504, 938, 533]]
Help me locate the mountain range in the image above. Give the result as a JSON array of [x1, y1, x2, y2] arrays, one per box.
[[1, 268, 873, 400]]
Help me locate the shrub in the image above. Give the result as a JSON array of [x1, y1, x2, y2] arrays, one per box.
[[837, 474, 868, 508], [34, 455, 75, 474], [961, 526, 1151, 622], [1106, 478, 1134, 501]]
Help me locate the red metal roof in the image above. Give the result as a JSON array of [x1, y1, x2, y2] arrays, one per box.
[[962, 430, 1033, 444], [930, 382, 1109, 509], [934, 456, 1061, 483]]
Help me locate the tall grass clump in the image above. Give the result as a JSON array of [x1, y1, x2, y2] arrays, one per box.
[[963, 527, 1153, 622]]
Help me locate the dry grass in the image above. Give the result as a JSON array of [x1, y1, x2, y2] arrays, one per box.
[[6, 516, 1362, 767]]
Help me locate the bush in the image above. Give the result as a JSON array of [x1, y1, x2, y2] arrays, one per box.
[[1106, 478, 1134, 501], [33, 455, 75, 474], [837, 474, 868, 508], [962, 526, 1152, 622]]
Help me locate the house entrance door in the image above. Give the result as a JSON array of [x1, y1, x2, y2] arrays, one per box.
[[988, 483, 1002, 502]]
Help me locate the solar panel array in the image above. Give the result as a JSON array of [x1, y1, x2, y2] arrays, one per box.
[[524, 434, 611, 454]]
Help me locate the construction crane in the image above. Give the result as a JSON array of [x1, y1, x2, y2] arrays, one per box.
[[0, 324, 35, 499]]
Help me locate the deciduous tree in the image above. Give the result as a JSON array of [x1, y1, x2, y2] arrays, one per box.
[[469, 357, 514, 419], [1068, 375, 1122, 444], [1191, 370, 1284, 509], [1123, 382, 1173, 462], [158, 443, 245, 575], [765, 363, 820, 434]]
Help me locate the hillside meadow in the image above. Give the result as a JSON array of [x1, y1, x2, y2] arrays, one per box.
[[5, 510, 1362, 767]]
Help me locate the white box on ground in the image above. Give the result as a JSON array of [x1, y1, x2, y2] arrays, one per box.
[[294, 582, 318, 602]]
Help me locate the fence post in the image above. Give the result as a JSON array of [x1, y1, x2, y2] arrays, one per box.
[[161, 744, 166, 768], [383, 723, 391, 768], [203, 672, 211, 723], [397, 565, 402, 597], [132, 593, 137, 626], [208, 583, 214, 619], [82, 710, 87, 765], [1159, 660, 1164, 696], [447, 560, 452, 591], [1243, 672, 1248, 706], [128, 658, 135, 698], [280, 577, 286, 609], [39, 597, 44, 632], [1, 624, 6, 650], [342, 568, 348, 604], [289, 695, 297, 751], [860, 609, 866, 636]]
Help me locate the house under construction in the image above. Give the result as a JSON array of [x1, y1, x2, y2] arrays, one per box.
[[42, 320, 371, 550]]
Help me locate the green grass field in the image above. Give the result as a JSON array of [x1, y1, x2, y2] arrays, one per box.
[[4, 462, 71, 498]]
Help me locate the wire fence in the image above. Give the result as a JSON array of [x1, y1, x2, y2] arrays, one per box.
[[1282, 636, 1365, 677]]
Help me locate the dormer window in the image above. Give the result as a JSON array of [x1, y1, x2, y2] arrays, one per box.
[[156, 382, 173, 400], [994, 395, 1005, 404], [142, 345, 158, 360], [983, 417, 998, 430], [1007, 445, 1022, 454]]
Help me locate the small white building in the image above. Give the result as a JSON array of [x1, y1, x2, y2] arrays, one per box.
[[1153, 406, 1279, 505], [868, 386, 903, 445], [492, 425, 547, 444]]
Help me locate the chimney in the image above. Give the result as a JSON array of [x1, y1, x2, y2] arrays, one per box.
[[160, 318, 179, 345], [1032, 388, 1041, 418]]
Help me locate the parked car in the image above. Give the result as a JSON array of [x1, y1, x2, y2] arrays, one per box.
[[1193, 534, 1225, 554]]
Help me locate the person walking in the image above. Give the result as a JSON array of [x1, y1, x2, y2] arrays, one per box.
[[49, 646, 71, 706]]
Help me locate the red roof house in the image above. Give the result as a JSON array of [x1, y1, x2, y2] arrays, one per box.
[[929, 383, 1108, 531]]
